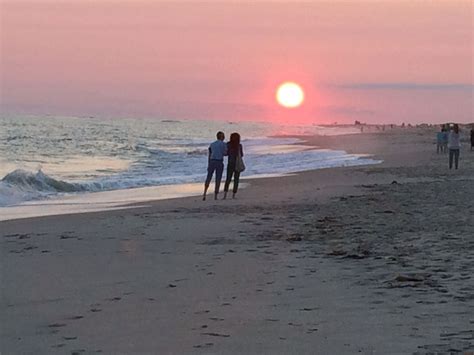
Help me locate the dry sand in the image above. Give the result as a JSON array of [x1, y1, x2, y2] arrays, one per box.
[[1, 127, 473, 354]]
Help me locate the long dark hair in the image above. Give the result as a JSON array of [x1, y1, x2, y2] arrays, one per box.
[[229, 132, 241, 150]]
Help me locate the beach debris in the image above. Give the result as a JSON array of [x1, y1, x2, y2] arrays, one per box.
[[60, 235, 76, 239], [106, 297, 121, 302], [209, 317, 225, 321], [328, 245, 371, 259], [286, 235, 303, 242], [288, 322, 303, 327], [63, 336, 77, 340], [193, 343, 214, 348], [386, 273, 436, 289], [327, 249, 347, 256], [318, 216, 338, 223], [395, 274, 425, 282], [201, 332, 230, 337], [343, 253, 368, 260]]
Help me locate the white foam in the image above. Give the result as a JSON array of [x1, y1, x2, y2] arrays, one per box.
[[0, 183, 205, 221]]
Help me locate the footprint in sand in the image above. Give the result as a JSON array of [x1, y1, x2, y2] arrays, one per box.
[[194, 310, 210, 315], [287, 322, 303, 327], [48, 323, 67, 328], [105, 297, 122, 302]]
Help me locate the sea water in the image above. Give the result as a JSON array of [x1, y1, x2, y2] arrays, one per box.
[[0, 115, 380, 218]]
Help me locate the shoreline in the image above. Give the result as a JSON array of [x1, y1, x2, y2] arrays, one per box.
[[1, 128, 473, 354], [0, 133, 382, 222]]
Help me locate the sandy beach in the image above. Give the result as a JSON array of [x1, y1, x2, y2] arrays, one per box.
[[1, 128, 473, 354]]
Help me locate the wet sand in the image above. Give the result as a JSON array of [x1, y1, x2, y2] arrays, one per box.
[[1, 127, 473, 354]]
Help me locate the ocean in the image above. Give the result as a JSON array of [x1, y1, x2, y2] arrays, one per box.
[[0, 115, 380, 215]]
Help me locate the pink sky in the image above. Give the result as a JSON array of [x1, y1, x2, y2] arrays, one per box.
[[1, 1, 472, 124]]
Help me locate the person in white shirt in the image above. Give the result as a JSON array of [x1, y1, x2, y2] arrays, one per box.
[[203, 131, 228, 200], [448, 124, 461, 170]]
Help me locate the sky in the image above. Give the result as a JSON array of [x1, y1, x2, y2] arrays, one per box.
[[1, 0, 472, 124]]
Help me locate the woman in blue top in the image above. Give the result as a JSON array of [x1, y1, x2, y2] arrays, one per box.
[[223, 132, 243, 199]]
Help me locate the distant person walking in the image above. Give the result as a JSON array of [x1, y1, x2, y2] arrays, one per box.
[[442, 125, 449, 152], [436, 126, 445, 154], [223, 132, 244, 200], [470, 127, 474, 151], [448, 124, 461, 170], [203, 131, 227, 201]]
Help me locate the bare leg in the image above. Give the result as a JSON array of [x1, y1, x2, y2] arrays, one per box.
[[232, 172, 240, 199], [203, 184, 209, 201], [223, 164, 233, 200]]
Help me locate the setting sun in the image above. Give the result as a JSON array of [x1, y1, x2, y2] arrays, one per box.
[[276, 82, 305, 108]]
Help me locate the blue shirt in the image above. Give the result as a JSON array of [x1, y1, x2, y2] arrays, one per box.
[[436, 132, 444, 143], [209, 140, 227, 160]]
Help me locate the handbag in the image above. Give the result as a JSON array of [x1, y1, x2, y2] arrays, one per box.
[[235, 148, 246, 173]]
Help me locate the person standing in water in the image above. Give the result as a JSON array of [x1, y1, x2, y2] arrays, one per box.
[[203, 131, 227, 201], [448, 124, 461, 170], [223, 132, 244, 200]]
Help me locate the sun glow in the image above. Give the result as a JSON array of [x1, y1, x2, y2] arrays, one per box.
[[276, 82, 304, 108]]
